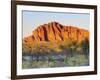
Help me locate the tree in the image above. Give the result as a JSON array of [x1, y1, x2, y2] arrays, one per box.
[[79, 38, 89, 55], [66, 40, 78, 56]]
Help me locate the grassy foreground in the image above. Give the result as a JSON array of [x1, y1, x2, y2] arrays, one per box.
[[22, 54, 89, 69], [22, 38, 89, 69]]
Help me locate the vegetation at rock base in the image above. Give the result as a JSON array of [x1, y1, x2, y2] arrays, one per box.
[[22, 38, 89, 69]]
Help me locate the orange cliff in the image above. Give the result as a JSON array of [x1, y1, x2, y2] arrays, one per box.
[[23, 22, 89, 44]]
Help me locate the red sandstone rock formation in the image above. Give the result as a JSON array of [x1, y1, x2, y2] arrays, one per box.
[[23, 22, 89, 44]]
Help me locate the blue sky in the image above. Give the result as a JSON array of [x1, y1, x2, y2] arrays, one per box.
[[22, 10, 90, 38]]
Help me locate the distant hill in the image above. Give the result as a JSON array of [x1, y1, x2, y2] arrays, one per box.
[[23, 22, 89, 44]]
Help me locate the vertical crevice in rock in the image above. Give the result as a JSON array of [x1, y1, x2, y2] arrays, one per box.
[[42, 26, 48, 41]]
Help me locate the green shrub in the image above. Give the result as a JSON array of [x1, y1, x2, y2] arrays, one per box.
[[67, 54, 89, 66]]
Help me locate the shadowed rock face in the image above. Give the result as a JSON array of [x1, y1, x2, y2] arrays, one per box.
[[23, 22, 89, 44]]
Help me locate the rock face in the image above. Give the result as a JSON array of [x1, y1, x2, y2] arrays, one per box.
[[23, 22, 89, 44]]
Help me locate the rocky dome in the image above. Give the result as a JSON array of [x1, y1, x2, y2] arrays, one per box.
[[23, 22, 89, 44]]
